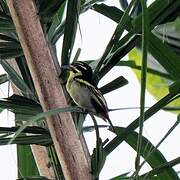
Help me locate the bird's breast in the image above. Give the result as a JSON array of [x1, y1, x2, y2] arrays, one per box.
[[66, 78, 96, 112]]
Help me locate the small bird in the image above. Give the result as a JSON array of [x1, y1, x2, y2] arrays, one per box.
[[62, 61, 114, 130]]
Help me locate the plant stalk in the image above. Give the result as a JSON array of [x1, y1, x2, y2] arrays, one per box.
[[6, 0, 92, 179]]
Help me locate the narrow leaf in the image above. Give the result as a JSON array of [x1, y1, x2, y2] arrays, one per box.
[[91, 138, 106, 179], [8, 106, 82, 144], [47, 1, 66, 42], [119, 0, 128, 10], [17, 145, 39, 178], [117, 60, 172, 80], [113, 127, 179, 179], [136, 0, 149, 172], [0, 33, 17, 42], [0, 73, 8, 84], [0, 49, 23, 59], [61, 0, 81, 65], [95, 0, 136, 73], [0, 134, 52, 146], [0, 126, 49, 135], [2, 94, 41, 114], [149, 33, 180, 80], [0, 60, 35, 97], [39, 0, 65, 18], [93, 3, 132, 30], [140, 157, 180, 180], [0, 0, 9, 13], [99, 76, 128, 94], [17, 176, 50, 180], [104, 88, 180, 155]]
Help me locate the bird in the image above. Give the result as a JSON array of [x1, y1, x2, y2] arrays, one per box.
[[62, 61, 114, 130]]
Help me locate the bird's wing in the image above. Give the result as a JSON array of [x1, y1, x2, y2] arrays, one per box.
[[75, 78, 109, 119], [75, 78, 115, 129]]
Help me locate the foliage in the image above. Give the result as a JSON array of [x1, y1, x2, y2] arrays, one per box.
[[0, 0, 180, 179]]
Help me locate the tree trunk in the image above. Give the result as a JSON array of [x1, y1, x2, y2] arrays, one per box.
[[9, 60, 55, 179], [6, 0, 92, 179]]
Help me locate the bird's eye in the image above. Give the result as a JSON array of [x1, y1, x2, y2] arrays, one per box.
[[72, 68, 78, 73]]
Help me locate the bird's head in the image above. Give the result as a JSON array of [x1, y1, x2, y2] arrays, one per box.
[[61, 61, 94, 84]]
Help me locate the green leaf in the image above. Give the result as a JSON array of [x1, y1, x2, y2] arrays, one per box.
[[132, 0, 180, 32], [8, 106, 82, 144], [117, 60, 172, 80], [140, 157, 180, 180], [93, 3, 132, 30], [0, 18, 15, 32], [96, 34, 139, 81], [0, 49, 23, 59], [90, 114, 107, 179], [91, 138, 106, 179], [50, 1, 108, 44], [0, 73, 8, 84], [129, 48, 180, 113], [0, 33, 17, 42], [153, 17, 180, 55], [175, 17, 180, 30], [119, 0, 128, 10], [0, 126, 49, 135], [94, 0, 135, 73], [83, 125, 108, 132], [0, 11, 9, 20], [149, 33, 180, 80], [0, 134, 52, 146], [17, 176, 50, 180], [99, 76, 128, 94], [0, 95, 41, 114], [50, 21, 64, 44], [72, 48, 81, 62], [113, 127, 179, 179], [0, 41, 21, 49], [0, 0, 9, 14], [47, 1, 66, 42], [17, 145, 39, 178], [61, 0, 81, 65], [39, 0, 65, 18], [169, 80, 180, 96], [0, 40, 22, 59], [15, 56, 35, 94], [94, 0, 180, 81], [104, 89, 179, 156], [0, 60, 35, 97], [135, 0, 149, 172]]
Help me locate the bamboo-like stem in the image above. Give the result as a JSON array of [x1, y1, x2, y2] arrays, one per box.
[[31, 145, 55, 178], [6, 1, 92, 179], [9, 60, 55, 179]]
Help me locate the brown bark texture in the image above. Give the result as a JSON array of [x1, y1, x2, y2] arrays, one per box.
[[6, 0, 92, 179], [9, 60, 55, 179]]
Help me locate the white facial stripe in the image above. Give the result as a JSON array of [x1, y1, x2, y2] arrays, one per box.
[[73, 62, 87, 70], [78, 65, 87, 70]]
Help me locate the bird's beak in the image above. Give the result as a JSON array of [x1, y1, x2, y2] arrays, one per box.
[[59, 65, 73, 81], [61, 65, 73, 71]]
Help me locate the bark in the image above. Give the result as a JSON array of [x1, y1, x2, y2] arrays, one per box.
[[9, 60, 55, 179], [6, 0, 92, 179]]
